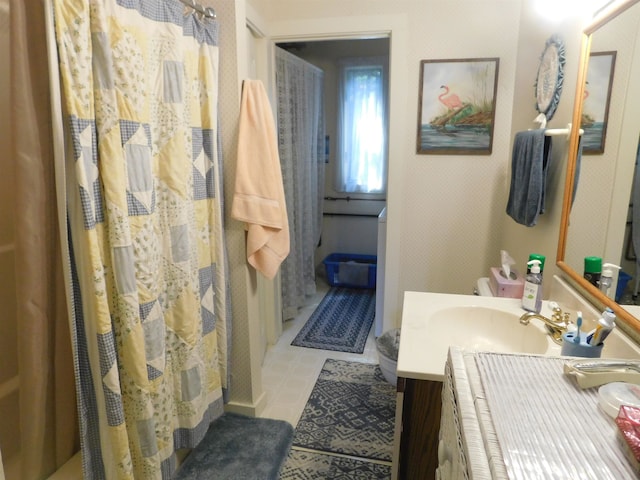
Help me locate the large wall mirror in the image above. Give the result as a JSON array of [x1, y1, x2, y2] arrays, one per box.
[[558, 0, 640, 339]]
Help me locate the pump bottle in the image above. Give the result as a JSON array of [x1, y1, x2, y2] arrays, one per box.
[[527, 253, 546, 275], [599, 263, 621, 300], [522, 259, 543, 313]]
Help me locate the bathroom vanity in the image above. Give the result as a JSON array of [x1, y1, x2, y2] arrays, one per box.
[[393, 291, 559, 479], [393, 281, 640, 479], [438, 347, 638, 479]]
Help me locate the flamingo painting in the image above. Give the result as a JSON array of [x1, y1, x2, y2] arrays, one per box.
[[583, 81, 590, 100], [418, 58, 499, 154], [438, 85, 463, 111]]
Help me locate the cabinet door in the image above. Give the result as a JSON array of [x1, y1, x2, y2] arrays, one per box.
[[398, 378, 442, 479], [437, 362, 468, 480]]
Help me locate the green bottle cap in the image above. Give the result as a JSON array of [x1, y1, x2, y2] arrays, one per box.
[[528, 253, 546, 272], [584, 256, 602, 274]]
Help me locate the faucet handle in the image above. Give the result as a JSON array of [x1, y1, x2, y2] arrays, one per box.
[[549, 303, 569, 325], [548, 301, 563, 315]]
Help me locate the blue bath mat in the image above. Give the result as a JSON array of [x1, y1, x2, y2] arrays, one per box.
[[173, 412, 293, 479], [291, 287, 375, 353]]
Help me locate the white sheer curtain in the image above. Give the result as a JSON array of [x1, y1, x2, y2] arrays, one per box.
[[336, 57, 388, 194], [275, 47, 325, 320]]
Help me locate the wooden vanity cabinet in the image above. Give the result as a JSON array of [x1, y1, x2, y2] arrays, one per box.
[[396, 377, 442, 479]]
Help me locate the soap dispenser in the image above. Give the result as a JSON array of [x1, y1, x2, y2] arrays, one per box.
[[599, 263, 621, 300], [527, 253, 546, 275], [522, 259, 543, 313]]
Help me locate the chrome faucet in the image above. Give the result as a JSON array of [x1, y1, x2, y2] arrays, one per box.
[[519, 302, 571, 344]]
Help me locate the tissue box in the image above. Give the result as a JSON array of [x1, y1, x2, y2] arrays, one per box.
[[616, 405, 640, 473], [489, 267, 524, 298]]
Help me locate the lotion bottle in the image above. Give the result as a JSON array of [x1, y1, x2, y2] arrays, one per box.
[[522, 259, 543, 313], [599, 263, 621, 300]]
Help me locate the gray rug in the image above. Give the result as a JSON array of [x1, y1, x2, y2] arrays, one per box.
[[280, 359, 395, 479], [174, 412, 293, 479], [291, 288, 375, 353]]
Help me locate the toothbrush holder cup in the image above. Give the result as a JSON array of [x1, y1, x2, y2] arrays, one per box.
[[561, 332, 604, 358]]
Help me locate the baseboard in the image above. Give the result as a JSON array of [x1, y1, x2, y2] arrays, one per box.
[[224, 390, 268, 417]]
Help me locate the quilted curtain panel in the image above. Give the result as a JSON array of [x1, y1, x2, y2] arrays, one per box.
[[51, 0, 230, 478]]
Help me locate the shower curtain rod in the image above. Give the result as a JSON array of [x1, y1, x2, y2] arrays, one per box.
[[178, 0, 216, 18]]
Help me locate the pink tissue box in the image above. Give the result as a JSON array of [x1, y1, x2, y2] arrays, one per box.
[[488, 267, 524, 299], [615, 405, 640, 472]]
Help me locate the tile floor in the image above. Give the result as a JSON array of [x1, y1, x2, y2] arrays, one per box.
[[258, 280, 380, 427]]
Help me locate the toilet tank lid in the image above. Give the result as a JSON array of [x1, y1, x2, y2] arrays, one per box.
[[476, 277, 494, 297]]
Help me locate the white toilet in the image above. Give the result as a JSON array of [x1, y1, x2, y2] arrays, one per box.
[[475, 277, 494, 296]]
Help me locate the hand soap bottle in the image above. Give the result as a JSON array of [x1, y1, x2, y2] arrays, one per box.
[[522, 259, 543, 313], [527, 253, 546, 275], [599, 263, 621, 300]]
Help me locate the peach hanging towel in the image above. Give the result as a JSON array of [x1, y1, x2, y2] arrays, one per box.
[[231, 79, 290, 279]]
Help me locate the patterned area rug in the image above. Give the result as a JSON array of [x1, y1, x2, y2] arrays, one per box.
[[280, 359, 396, 479], [280, 450, 391, 479], [291, 287, 375, 353]]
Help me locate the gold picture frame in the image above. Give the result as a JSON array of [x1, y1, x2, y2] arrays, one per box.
[[582, 51, 617, 154], [416, 57, 499, 155]]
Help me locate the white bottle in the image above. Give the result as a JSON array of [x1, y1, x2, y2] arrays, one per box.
[[599, 263, 621, 300], [522, 260, 543, 313]]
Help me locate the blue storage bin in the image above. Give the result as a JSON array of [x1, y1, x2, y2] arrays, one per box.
[[322, 253, 377, 289], [616, 271, 632, 302]]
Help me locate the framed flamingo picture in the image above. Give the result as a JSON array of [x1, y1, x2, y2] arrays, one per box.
[[581, 51, 616, 154], [416, 57, 499, 155]]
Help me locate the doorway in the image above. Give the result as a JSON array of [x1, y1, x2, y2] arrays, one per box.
[[275, 38, 390, 334]]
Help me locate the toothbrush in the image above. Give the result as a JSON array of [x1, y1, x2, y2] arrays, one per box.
[[574, 311, 582, 344]]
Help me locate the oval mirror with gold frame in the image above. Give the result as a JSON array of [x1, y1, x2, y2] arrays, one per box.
[[557, 0, 640, 340]]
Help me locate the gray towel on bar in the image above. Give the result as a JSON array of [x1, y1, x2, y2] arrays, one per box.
[[571, 137, 583, 208], [506, 129, 552, 227]]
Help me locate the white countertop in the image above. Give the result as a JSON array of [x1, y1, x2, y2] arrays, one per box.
[[397, 291, 561, 382], [397, 291, 640, 383]]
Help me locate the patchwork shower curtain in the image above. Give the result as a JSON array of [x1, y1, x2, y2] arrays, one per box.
[[275, 47, 325, 320], [51, 0, 230, 478]]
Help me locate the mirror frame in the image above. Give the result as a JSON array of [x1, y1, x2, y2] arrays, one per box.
[[557, 0, 640, 339]]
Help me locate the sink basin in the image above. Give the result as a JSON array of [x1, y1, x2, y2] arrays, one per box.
[[398, 285, 640, 383], [429, 306, 549, 355], [398, 292, 560, 381]]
